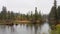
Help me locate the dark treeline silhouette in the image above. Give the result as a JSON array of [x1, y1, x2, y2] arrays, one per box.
[[0, 6, 43, 24], [48, 0, 60, 30], [49, 0, 60, 33]]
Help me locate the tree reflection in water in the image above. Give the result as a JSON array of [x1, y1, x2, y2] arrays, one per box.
[[0, 22, 50, 34]]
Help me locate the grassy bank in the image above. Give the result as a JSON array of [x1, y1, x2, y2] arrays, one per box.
[[50, 24, 60, 34]]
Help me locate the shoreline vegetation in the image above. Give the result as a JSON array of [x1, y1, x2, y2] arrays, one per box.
[[0, 6, 44, 25], [48, 0, 60, 34], [48, 0, 60, 26]]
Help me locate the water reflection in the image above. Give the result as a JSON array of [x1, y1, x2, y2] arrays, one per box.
[[40, 23, 50, 34], [0, 22, 50, 34]]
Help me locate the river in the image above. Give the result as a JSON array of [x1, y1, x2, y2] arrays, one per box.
[[0, 22, 51, 34]]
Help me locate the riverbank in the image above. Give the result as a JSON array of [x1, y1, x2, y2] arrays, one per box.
[[0, 20, 43, 25], [50, 24, 60, 34]]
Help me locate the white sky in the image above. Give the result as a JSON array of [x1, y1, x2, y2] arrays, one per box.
[[0, 0, 60, 14]]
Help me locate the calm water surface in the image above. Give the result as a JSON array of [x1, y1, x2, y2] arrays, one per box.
[[0, 22, 51, 34]]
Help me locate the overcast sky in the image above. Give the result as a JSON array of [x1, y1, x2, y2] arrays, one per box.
[[0, 0, 60, 14]]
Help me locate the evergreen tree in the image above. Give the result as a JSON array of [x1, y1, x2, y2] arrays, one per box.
[[10, 11, 15, 20], [1, 6, 7, 20], [7, 11, 11, 19], [35, 7, 38, 20], [57, 6, 60, 19]]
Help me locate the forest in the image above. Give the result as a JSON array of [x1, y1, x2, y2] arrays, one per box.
[[0, 6, 43, 24]]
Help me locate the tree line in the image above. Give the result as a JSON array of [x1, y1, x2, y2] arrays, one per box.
[[0, 6, 42, 24], [48, 0, 60, 25]]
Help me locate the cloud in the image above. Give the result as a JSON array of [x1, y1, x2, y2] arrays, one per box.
[[0, 0, 60, 14]]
